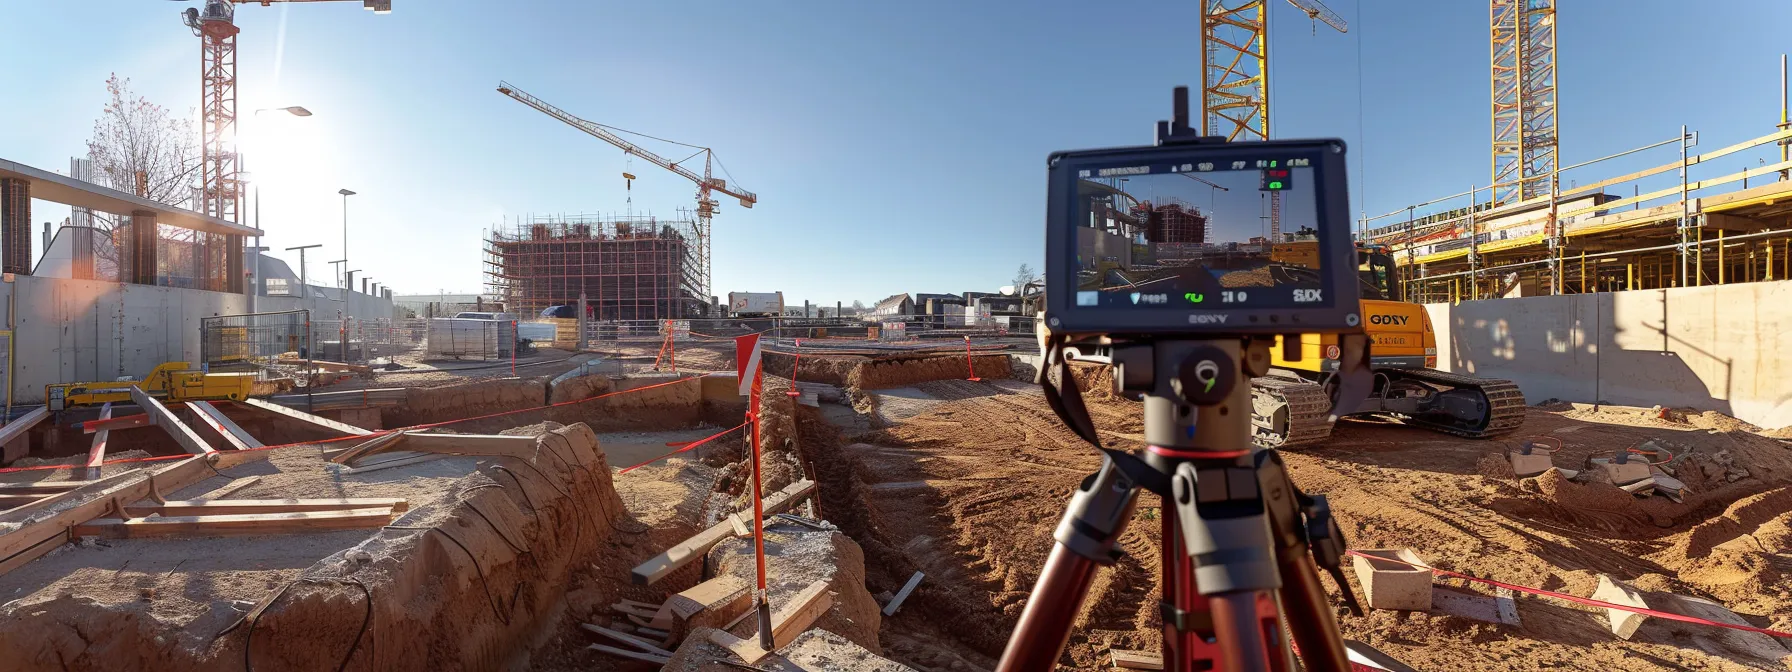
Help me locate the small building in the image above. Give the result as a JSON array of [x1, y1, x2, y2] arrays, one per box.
[[868, 293, 913, 320]]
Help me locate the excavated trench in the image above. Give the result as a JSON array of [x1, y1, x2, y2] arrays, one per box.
[[0, 369, 744, 672]]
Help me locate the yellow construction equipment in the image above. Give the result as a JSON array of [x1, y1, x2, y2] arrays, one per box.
[[1250, 242, 1526, 447], [45, 362, 256, 412]]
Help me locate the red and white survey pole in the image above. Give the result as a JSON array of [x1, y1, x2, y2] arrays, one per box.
[[736, 333, 774, 650], [786, 338, 804, 398]]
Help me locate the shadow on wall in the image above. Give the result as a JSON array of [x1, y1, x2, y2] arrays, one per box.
[[1433, 283, 1792, 425]]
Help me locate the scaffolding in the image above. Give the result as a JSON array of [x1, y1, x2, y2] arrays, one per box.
[[1135, 198, 1209, 244], [484, 213, 707, 320]]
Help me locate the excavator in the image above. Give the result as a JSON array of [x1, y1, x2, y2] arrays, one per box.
[[1250, 241, 1526, 448]]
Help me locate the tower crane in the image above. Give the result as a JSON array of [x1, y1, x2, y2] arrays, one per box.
[[179, 0, 391, 292], [496, 81, 757, 317], [1200, 0, 1346, 243], [1489, 0, 1557, 204]]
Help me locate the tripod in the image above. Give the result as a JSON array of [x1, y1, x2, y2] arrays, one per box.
[[997, 337, 1363, 672]]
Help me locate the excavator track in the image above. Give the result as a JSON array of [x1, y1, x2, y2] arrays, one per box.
[[1250, 376, 1333, 449], [1392, 368, 1527, 438]]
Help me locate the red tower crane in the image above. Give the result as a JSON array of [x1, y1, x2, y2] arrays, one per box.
[[179, 0, 391, 291]]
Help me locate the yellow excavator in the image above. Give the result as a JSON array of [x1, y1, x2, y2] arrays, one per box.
[[1250, 241, 1526, 447], [45, 362, 256, 411]]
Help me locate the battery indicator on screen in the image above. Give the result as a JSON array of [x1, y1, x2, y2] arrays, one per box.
[[1260, 167, 1292, 191]]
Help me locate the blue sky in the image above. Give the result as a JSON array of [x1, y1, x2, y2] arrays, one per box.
[[3, 1, 1789, 307]]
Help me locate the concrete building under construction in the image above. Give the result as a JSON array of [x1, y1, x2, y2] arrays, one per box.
[[484, 214, 708, 320]]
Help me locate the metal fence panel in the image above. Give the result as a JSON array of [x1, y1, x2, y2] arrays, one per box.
[[200, 310, 310, 369]]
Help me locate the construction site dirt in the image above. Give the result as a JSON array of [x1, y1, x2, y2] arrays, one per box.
[[793, 362, 1792, 672]]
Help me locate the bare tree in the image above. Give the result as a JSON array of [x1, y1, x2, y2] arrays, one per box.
[[850, 299, 867, 314], [1012, 263, 1038, 290], [85, 74, 200, 209]]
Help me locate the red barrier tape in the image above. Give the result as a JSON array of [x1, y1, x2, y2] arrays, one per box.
[[0, 376, 701, 475], [1344, 550, 1792, 639], [617, 423, 746, 474]]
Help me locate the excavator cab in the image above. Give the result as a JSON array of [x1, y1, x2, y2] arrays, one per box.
[[1357, 246, 1398, 302]]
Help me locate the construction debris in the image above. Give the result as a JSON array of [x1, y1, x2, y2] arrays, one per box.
[[882, 571, 924, 616], [1351, 549, 1433, 611], [1591, 575, 1651, 640]]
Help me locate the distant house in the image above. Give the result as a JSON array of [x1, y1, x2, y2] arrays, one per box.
[[869, 293, 914, 319]]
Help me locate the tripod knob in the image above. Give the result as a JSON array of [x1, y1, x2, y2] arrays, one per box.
[[1171, 345, 1235, 405]]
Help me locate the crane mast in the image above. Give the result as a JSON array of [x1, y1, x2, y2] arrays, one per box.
[[1200, 0, 1345, 244], [496, 81, 757, 317]]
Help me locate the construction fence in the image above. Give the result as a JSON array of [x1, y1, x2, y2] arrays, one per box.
[[199, 310, 310, 370]]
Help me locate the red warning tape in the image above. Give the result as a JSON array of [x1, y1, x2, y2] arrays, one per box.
[[0, 376, 701, 475], [616, 422, 747, 474], [1344, 550, 1792, 639]]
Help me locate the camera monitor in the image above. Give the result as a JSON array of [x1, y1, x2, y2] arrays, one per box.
[[1044, 138, 1360, 336]]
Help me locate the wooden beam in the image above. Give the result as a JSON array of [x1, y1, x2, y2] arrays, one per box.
[[207, 476, 263, 498], [80, 413, 151, 435], [1109, 649, 1165, 670], [770, 580, 832, 649], [123, 497, 410, 517], [342, 453, 445, 475], [72, 506, 397, 539], [0, 481, 90, 495], [188, 401, 264, 450], [0, 406, 50, 446], [84, 403, 111, 475], [882, 571, 924, 616], [328, 431, 408, 464], [276, 358, 371, 374], [578, 623, 673, 656], [237, 398, 373, 436], [631, 479, 817, 585], [584, 643, 669, 665], [0, 450, 274, 574], [401, 432, 541, 460], [128, 386, 213, 455]]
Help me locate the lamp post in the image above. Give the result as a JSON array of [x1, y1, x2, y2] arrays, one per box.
[[248, 106, 311, 307], [285, 244, 322, 297], [338, 188, 356, 292]]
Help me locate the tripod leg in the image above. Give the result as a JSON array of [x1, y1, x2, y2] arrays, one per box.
[[997, 455, 1140, 672]]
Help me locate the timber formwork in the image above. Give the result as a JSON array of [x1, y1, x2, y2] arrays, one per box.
[[484, 215, 705, 320]]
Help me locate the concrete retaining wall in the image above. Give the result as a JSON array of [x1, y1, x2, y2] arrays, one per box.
[[1425, 280, 1792, 430], [0, 274, 397, 404]]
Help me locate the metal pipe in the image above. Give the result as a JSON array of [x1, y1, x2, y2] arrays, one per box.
[[1679, 125, 1691, 287], [1782, 53, 1789, 181], [1405, 226, 1792, 283], [1558, 135, 1684, 173]]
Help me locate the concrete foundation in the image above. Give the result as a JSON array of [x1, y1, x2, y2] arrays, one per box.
[[1426, 279, 1792, 429]]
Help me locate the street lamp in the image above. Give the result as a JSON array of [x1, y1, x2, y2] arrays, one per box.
[[248, 105, 313, 306], [338, 188, 356, 296], [285, 244, 322, 297]]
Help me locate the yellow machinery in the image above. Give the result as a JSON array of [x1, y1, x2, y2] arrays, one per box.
[[45, 362, 256, 411], [1250, 242, 1526, 447]]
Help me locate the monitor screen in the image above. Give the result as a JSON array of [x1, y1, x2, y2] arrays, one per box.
[[1068, 156, 1328, 312]]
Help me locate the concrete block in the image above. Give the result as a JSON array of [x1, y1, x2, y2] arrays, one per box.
[[1591, 575, 1648, 640], [1509, 451, 1555, 478], [2, 434, 28, 464], [1604, 459, 1651, 486], [1351, 549, 1433, 611]]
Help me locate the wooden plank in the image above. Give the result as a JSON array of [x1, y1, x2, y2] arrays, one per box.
[[584, 643, 669, 665], [0, 482, 89, 495], [329, 431, 409, 465], [770, 580, 832, 649], [706, 629, 772, 665], [238, 397, 373, 436], [128, 386, 213, 455], [81, 413, 151, 434], [1109, 649, 1165, 670], [188, 401, 264, 450], [402, 433, 540, 460], [84, 403, 111, 473], [72, 506, 396, 539], [276, 358, 371, 374], [124, 497, 410, 517], [0, 450, 275, 573], [207, 476, 263, 499], [630, 479, 817, 585], [342, 453, 445, 475], [882, 571, 924, 616], [0, 406, 50, 447], [578, 623, 673, 656]]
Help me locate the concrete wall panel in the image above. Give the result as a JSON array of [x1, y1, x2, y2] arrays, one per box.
[[3, 275, 398, 405], [1425, 280, 1792, 430]]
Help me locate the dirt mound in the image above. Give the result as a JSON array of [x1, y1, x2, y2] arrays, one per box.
[[763, 351, 867, 386], [847, 355, 1011, 391]]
